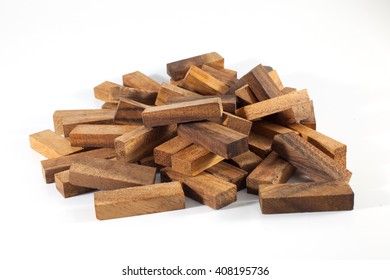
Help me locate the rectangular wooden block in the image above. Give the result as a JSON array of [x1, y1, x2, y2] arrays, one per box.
[[177, 121, 248, 159], [251, 120, 298, 139], [248, 131, 273, 158], [94, 81, 121, 102], [41, 148, 116, 183], [69, 157, 156, 190], [166, 95, 236, 114], [115, 125, 177, 163], [55, 170, 93, 198], [94, 182, 185, 220], [114, 98, 151, 123], [171, 144, 224, 176], [167, 52, 224, 81], [246, 152, 296, 194], [142, 98, 223, 127], [228, 151, 263, 173], [155, 82, 201, 105], [62, 111, 115, 137], [122, 71, 161, 91], [101, 102, 118, 110], [205, 161, 248, 190], [267, 70, 284, 91], [153, 136, 193, 167], [272, 132, 351, 182], [259, 181, 354, 214], [161, 167, 237, 209], [111, 86, 158, 105], [30, 129, 83, 158], [235, 84, 258, 105], [221, 112, 252, 135], [201, 64, 239, 86], [300, 100, 317, 130]]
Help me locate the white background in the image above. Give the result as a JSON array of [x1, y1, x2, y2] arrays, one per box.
[[1, 0, 390, 279]]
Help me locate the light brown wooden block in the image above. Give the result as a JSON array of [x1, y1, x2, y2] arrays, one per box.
[[29, 129, 83, 159], [122, 71, 161, 91], [166, 95, 236, 114], [205, 161, 248, 190], [300, 100, 316, 130], [181, 66, 230, 95], [115, 125, 176, 163], [267, 70, 284, 91], [155, 82, 201, 105], [246, 152, 295, 194], [235, 84, 258, 105], [94, 182, 185, 220], [161, 167, 236, 209], [69, 157, 156, 190], [221, 112, 252, 135], [69, 124, 141, 148], [251, 120, 298, 139], [248, 131, 273, 158], [177, 121, 248, 159], [114, 98, 151, 123], [281, 87, 296, 94], [101, 102, 118, 110], [110, 86, 157, 105], [288, 123, 347, 168], [228, 151, 263, 173], [272, 132, 351, 182], [62, 111, 115, 137], [153, 136, 193, 167], [201, 64, 239, 86], [171, 144, 224, 176], [55, 170, 93, 198], [41, 148, 116, 183], [205, 65, 237, 78], [259, 181, 354, 214], [142, 98, 223, 127], [167, 52, 224, 81], [94, 81, 121, 102]]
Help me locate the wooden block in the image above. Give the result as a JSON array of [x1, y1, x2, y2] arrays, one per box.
[[54, 170, 93, 198], [259, 181, 354, 214], [101, 102, 118, 110], [69, 157, 156, 190], [62, 111, 115, 137], [167, 52, 224, 81], [205, 161, 248, 190], [272, 132, 351, 182], [201, 64, 239, 86], [267, 70, 284, 91], [142, 98, 223, 127], [114, 98, 151, 123], [235, 89, 311, 121], [29, 129, 83, 158], [246, 152, 295, 194], [288, 123, 347, 168], [171, 144, 224, 176], [69, 124, 141, 148], [110, 86, 158, 105], [225, 78, 246, 96], [205, 65, 237, 78], [181, 66, 230, 95], [115, 125, 176, 163], [94, 182, 185, 220], [138, 155, 163, 170], [94, 81, 121, 102], [177, 121, 248, 159], [221, 112, 252, 135], [161, 167, 236, 209], [251, 120, 298, 139], [122, 71, 161, 91], [228, 151, 263, 173], [248, 131, 273, 158], [235, 84, 258, 105], [153, 136, 193, 167], [300, 100, 317, 130], [41, 148, 116, 183], [166, 95, 236, 114], [155, 82, 201, 105]]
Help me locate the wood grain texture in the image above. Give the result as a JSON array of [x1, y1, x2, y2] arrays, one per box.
[[246, 152, 295, 194], [205, 65, 237, 78], [101, 102, 118, 110], [94, 81, 121, 102], [55, 170, 93, 198], [228, 151, 263, 173], [166, 95, 236, 114], [235, 84, 258, 105], [201, 64, 239, 86], [122, 71, 161, 91], [94, 182, 185, 220], [29, 129, 83, 158], [114, 98, 151, 123], [251, 120, 298, 139], [267, 70, 284, 91], [259, 181, 354, 214], [155, 82, 201, 105], [272, 132, 351, 182], [205, 161, 248, 190], [161, 167, 236, 209], [69, 157, 156, 190], [177, 121, 248, 159], [167, 52, 224, 81], [115, 125, 177, 163], [138, 155, 163, 170], [221, 112, 252, 135], [171, 144, 224, 176], [153, 136, 193, 167], [248, 131, 273, 158], [110, 86, 157, 105], [41, 148, 116, 183], [62, 111, 115, 137], [142, 98, 223, 127], [300, 100, 317, 130], [69, 124, 141, 148]]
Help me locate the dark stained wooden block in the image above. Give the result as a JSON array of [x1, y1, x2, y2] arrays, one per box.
[[221, 112, 252, 135], [113, 98, 151, 123], [248, 131, 273, 158], [111, 86, 158, 105], [205, 161, 248, 190], [228, 151, 263, 173]]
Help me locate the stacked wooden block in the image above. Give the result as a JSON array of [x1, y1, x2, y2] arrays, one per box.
[[29, 52, 354, 220]]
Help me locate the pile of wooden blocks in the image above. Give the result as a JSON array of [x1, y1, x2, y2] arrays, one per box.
[[29, 52, 354, 220]]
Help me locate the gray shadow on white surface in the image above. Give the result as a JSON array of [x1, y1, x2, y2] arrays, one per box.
[[149, 73, 169, 84]]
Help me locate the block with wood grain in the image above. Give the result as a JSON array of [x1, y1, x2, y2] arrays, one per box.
[[122, 71, 161, 91], [166, 95, 236, 114], [155, 82, 201, 105], [55, 170, 93, 198], [153, 136, 193, 167], [205, 161, 248, 190], [114, 98, 151, 123]]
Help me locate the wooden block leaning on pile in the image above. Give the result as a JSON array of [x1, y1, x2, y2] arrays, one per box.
[[29, 51, 353, 220]]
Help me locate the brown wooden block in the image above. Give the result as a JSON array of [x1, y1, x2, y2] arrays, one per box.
[[181, 66, 230, 95], [94, 182, 185, 220], [115, 125, 176, 163], [94, 81, 121, 102], [177, 121, 248, 159], [122, 71, 161, 91], [267, 70, 284, 91], [272, 132, 351, 182], [41, 148, 116, 183], [248, 131, 273, 158], [201, 64, 239, 86], [228, 151, 263, 173], [166, 95, 236, 114], [171, 144, 224, 176], [101, 102, 118, 110], [138, 155, 163, 170], [142, 98, 223, 127], [235, 84, 258, 105], [29, 129, 83, 159], [205, 161, 248, 190], [114, 98, 151, 123], [69, 124, 141, 148], [62, 111, 115, 137], [155, 82, 201, 105], [110, 86, 158, 105], [259, 181, 354, 214], [246, 152, 295, 194], [251, 120, 298, 139], [288, 123, 347, 168], [205, 65, 237, 78], [300, 100, 317, 130], [69, 157, 156, 190], [161, 167, 236, 209], [54, 170, 93, 198], [167, 52, 224, 81], [153, 136, 193, 167], [221, 112, 252, 135], [226, 78, 246, 96]]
